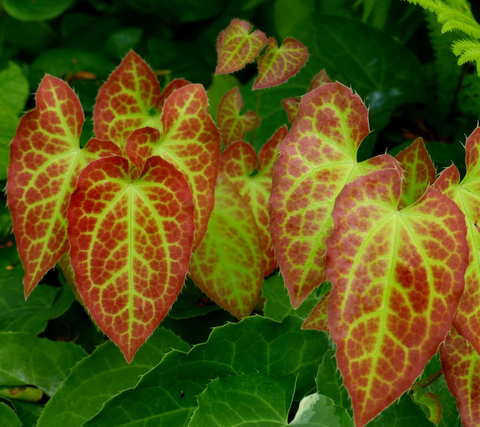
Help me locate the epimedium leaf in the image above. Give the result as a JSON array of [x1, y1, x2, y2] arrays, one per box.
[[395, 137, 437, 209], [2, 0, 75, 21], [84, 316, 329, 426], [0, 332, 87, 396], [189, 373, 296, 426], [219, 127, 288, 277], [67, 155, 195, 362], [410, 385, 442, 426], [269, 81, 400, 308], [6, 75, 122, 297], [0, 402, 21, 427], [37, 327, 189, 427], [432, 128, 480, 357], [282, 69, 332, 125], [253, 37, 309, 90], [125, 83, 221, 249], [188, 177, 264, 320], [440, 326, 480, 427], [327, 168, 468, 427], [302, 290, 330, 332], [215, 19, 267, 75], [0, 61, 29, 116], [217, 86, 259, 147]]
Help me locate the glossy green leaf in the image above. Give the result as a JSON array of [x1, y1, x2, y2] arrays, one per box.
[[3, 0, 75, 21], [290, 393, 354, 426], [37, 327, 189, 427], [85, 316, 329, 426], [327, 169, 468, 426], [190, 373, 296, 426], [0, 402, 21, 427], [0, 332, 86, 396], [0, 61, 29, 116]]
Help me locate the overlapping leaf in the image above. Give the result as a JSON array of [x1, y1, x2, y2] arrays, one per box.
[[282, 69, 332, 125], [67, 155, 195, 362], [217, 87, 258, 147], [220, 126, 287, 277], [189, 177, 263, 319], [216, 19, 267, 75], [253, 37, 309, 90], [433, 128, 480, 355], [7, 75, 121, 297], [302, 291, 330, 332], [269, 81, 399, 308], [326, 168, 468, 427], [395, 137, 437, 209], [94, 50, 190, 149], [440, 326, 480, 427], [125, 84, 221, 249]]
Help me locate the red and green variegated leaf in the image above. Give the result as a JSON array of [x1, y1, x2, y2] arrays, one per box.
[[281, 70, 332, 125], [215, 19, 267, 75], [125, 84, 221, 249], [440, 326, 480, 427], [67, 155, 194, 362], [258, 125, 287, 173], [327, 168, 468, 427], [6, 75, 121, 297], [410, 383, 442, 426], [155, 78, 190, 112], [94, 51, 162, 149], [217, 87, 258, 147], [189, 176, 264, 320], [395, 137, 437, 209], [432, 128, 480, 356], [269, 82, 399, 308], [253, 37, 309, 90], [302, 290, 330, 332]]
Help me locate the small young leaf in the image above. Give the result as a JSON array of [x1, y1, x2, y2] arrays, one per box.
[[395, 137, 437, 209], [67, 156, 195, 362], [215, 19, 267, 75], [189, 177, 264, 320], [217, 86, 258, 147], [7, 75, 121, 296], [253, 37, 309, 90], [125, 84, 221, 249], [327, 168, 468, 427], [440, 326, 480, 427]]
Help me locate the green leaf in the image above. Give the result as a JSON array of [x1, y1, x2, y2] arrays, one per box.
[[85, 316, 329, 426], [37, 327, 189, 427], [0, 109, 19, 180], [207, 74, 239, 122], [0, 61, 29, 116], [106, 28, 143, 59], [290, 393, 354, 426], [11, 400, 43, 427], [189, 373, 296, 426], [3, 0, 75, 21], [0, 402, 21, 427], [0, 332, 86, 396]]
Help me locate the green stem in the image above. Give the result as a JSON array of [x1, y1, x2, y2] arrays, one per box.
[[0, 386, 43, 402], [250, 89, 262, 146]]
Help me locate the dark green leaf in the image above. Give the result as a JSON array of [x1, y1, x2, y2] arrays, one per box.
[[0, 61, 29, 116], [3, 0, 75, 21], [106, 28, 143, 59], [290, 393, 354, 426], [11, 400, 43, 427], [0, 402, 21, 427]]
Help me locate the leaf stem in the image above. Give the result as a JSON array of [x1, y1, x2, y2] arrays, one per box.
[[250, 89, 262, 146], [417, 369, 443, 389]]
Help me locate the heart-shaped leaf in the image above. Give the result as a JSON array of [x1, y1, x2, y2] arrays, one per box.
[[7, 75, 121, 297], [125, 84, 221, 249], [67, 155, 194, 362], [217, 87, 258, 147], [327, 168, 468, 427], [253, 37, 309, 90], [269, 82, 399, 308], [433, 128, 480, 355], [215, 19, 267, 75], [189, 176, 264, 319], [440, 326, 480, 427]]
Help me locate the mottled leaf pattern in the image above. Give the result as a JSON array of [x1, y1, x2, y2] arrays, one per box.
[[302, 291, 330, 332], [217, 87, 258, 147], [67, 155, 194, 362], [440, 326, 480, 427], [220, 127, 286, 276], [125, 84, 221, 249], [327, 169, 468, 427], [395, 137, 437, 209], [216, 19, 267, 75], [189, 177, 264, 320], [433, 128, 480, 355], [253, 37, 309, 90], [7, 75, 120, 296], [269, 82, 398, 308]]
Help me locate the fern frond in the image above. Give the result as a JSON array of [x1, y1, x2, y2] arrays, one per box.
[[453, 39, 480, 72]]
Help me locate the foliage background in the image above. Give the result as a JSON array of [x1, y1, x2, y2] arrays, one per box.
[[1, 0, 479, 425]]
